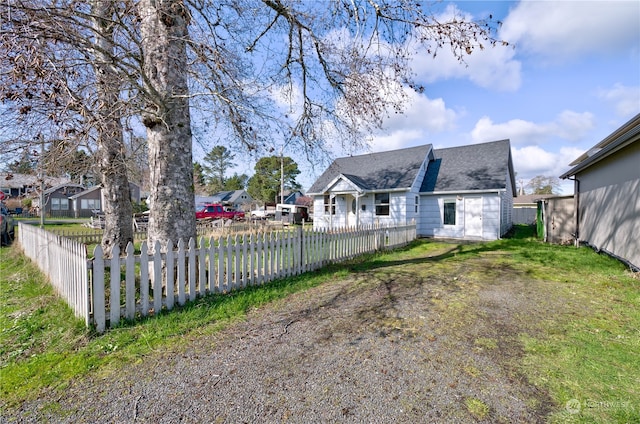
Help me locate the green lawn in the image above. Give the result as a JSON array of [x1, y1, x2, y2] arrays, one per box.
[[1, 225, 638, 422]]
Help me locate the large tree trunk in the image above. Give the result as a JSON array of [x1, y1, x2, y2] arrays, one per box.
[[139, 0, 196, 249], [92, 1, 133, 256]]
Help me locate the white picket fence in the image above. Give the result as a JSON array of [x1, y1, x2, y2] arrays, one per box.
[[18, 222, 416, 333], [18, 223, 91, 326]]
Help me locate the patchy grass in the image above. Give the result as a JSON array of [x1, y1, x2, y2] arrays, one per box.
[[465, 397, 490, 420], [1, 224, 638, 423], [0, 243, 351, 405]]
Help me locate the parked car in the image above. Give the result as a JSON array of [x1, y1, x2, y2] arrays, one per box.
[[195, 204, 245, 220], [249, 207, 275, 219], [1, 204, 15, 245]]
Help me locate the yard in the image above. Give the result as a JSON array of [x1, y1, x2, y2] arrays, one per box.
[[1, 225, 638, 422]]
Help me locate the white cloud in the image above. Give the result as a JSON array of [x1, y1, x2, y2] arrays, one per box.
[[512, 145, 584, 193], [471, 111, 595, 145], [501, 1, 640, 63], [597, 84, 640, 117], [410, 5, 521, 91], [369, 88, 458, 151]]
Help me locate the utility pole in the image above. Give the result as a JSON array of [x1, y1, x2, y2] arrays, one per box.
[[280, 152, 284, 205]]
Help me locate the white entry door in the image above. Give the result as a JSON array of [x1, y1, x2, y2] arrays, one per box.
[[464, 197, 483, 238]]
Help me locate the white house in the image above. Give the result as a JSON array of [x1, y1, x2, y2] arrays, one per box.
[[307, 139, 516, 241]]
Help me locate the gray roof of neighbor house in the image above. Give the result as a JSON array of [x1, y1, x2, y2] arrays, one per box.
[[210, 190, 251, 203], [0, 173, 71, 190], [43, 183, 85, 195], [420, 139, 516, 195], [307, 144, 433, 194]]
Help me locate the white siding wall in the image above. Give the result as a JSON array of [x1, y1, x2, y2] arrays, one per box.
[[419, 193, 503, 240], [482, 195, 501, 240], [501, 172, 514, 236], [313, 191, 412, 230]]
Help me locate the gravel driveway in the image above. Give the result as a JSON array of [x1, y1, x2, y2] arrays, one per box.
[[5, 246, 559, 423]]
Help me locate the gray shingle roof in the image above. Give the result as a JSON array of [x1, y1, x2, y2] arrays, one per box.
[[420, 139, 514, 193], [307, 144, 433, 194]]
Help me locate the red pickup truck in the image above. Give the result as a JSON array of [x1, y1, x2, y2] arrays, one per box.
[[195, 204, 245, 220]]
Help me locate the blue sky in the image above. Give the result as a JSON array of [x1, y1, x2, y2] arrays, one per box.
[[321, 0, 639, 194], [205, 0, 639, 195]]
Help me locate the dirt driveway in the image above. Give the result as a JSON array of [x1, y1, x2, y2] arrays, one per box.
[[8, 244, 561, 423]]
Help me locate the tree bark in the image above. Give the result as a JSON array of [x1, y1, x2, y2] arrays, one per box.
[[139, 0, 196, 249], [92, 0, 133, 256]]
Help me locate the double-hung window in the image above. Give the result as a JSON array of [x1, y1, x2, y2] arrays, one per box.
[[375, 193, 390, 216]]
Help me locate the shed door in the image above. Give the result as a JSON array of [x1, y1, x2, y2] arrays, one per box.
[[464, 197, 483, 238]]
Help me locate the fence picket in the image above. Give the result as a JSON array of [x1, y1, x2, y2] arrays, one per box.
[[217, 236, 224, 292], [198, 237, 206, 297], [140, 242, 149, 317], [188, 238, 196, 302], [110, 245, 121, 327], [125, 243, 135, 320], [153, 241, 162, 314], [177, 239, 186, 306], [166, 240, 175, 310], [208, 237, 215, 293], [242, 234, 248, 288], [256, 233, 263, 285], [93, 245, 105, 333], [225, 235, 232, 291], [234, 235, 241, 290]]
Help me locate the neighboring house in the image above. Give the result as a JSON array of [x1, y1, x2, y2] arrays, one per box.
[[40, 183, 86, 217], [53, 182, 142, 218], [69, 185, 102, 218], [307, 139, 515, 240], [0, 173, 71, 198], [560, 113, 640, 270], [279, 190, 305, 205], [208, 190, 253, 211]]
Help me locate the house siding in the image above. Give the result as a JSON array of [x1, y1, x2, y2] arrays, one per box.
[[313, 191, 410, 229], [576, 141, 640, 269], [419, 193, 503, 240], [501, 170, 514, 236]]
